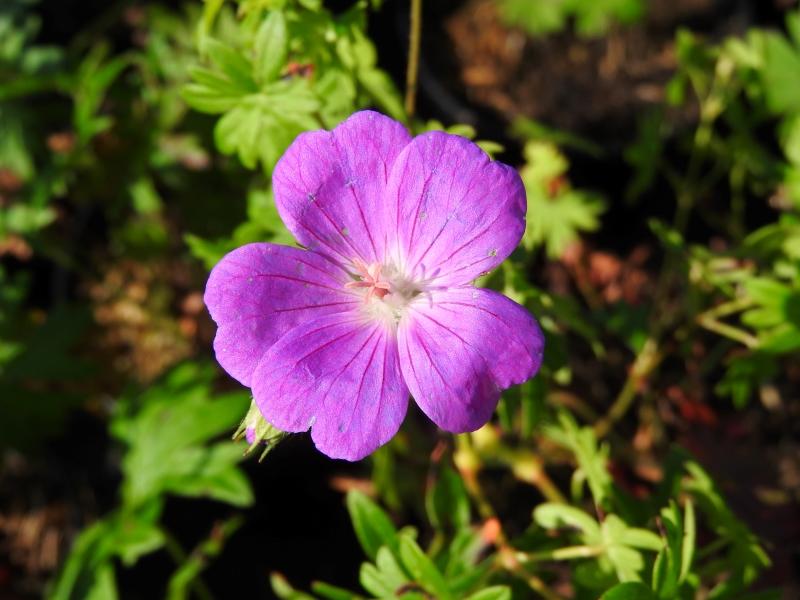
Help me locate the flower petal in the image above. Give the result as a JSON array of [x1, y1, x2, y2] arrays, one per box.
[[385, 131, 526, 286], [272, 111, 412, 265], [398, 287, 544, 432], [251, 313, 409, 461], [204, 243, 357, 387]]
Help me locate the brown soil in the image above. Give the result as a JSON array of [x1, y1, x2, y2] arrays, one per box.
[[443, 0, 750, 138]]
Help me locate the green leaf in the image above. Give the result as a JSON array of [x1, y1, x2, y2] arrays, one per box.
[[398, 535, 453, 600], [533, 503, 601, 540], [85, 562, 119, 600], [115, 518, 165, 566], [520, 141, 605, 258], [187, 65, 253, 96], [464, 586, 512, 600], [616, 526, 662, 551], [163, 454, 254, 507], [358, 68, 406, 123], [130, 177, 162, 216], [716, 351, 778, 408], [210, 80, 319, 171], [181, 83, 242, 113], [683, 461, 771, 596], [3, 204, 56, 234], [311, 581, 361, 600], [498, 0, 568, 36], [246, 187, 289, 236], [271, 573, 317, 600], [49, 520, 114, 600], [602, 515, 650, 582], [680, 499, 695, 581], [425, 464, 470, 531], [744, 278, 792, 306], [254, 11, 288, 85], [498, 0, 642, 38], [315, 68, 357, 127], [543, 412, 613, 507], [600, 582, 657, 600], [575, 560, 618, 591], [346, 491, 399, 560], [359, 562, 390, 598], [205, 38, 256, 92], [359, 547, 408, 597], [71, 44, 129, 142], [442, 528, 490, 592], [759, 31, 800, 114], [113, 364, 250, 508]]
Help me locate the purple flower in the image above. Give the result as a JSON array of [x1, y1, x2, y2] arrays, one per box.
[[205, 111, 545, 461]]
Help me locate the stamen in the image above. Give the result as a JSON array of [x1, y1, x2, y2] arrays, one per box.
[[346, 259, 392, 303]]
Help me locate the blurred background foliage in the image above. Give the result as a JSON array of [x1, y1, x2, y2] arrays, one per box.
[[0, 0, 798, 598]]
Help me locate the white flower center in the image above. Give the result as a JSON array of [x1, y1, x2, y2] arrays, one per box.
[[345, 258, 420, 324]]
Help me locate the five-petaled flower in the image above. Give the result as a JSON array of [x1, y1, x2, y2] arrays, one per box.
[[204, 111, 545, 460]]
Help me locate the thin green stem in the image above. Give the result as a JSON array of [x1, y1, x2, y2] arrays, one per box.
[[163, 531, 215, 600], [502, 449, 567, 504], [594, 336, 663, 439], [520, 545, 605, 562], [454, 436, 565, 600], [696, 297, 759, 348], [696, 317, 759, 348], [404, 0, 422, 122]]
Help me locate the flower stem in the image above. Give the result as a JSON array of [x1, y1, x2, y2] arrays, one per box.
[[454, 435, 564, 599], [521, 544, 605, 562], [695, 296, 758, 348], [594, 336, 663, 439], [404, 0, 422, 122], [502, 449, 567, 504], [163, 530, 215, 600]]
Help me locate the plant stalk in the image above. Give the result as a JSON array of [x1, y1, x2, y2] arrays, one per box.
[[404, 0, 422, 121], [594, 336, 663, 439]]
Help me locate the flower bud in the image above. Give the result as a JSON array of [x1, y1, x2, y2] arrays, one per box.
[[233, 400, 287, 461]]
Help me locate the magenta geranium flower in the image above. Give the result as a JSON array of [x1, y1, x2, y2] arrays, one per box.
[[205, 111, 544, 460]]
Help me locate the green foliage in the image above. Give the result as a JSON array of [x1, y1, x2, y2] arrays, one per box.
[[425, 464, 470, 532], [346, 490, 401, 561], [180, 1, 404, 265], [544, 412, 613, 507], [183, 32, 320, 171], [183, 1, 403, 173], [2, 1, 791, 598], [276, 488, 507, 600], [527, 449, 770, 598], [112, 363, 252, 508], [601, 582, 657, 600], [518, 140, 605, 258], [651, 500, 695, 598], [50, 364, 252, 600], [498, 0, 644, 38], [626, 10, 800, 406]]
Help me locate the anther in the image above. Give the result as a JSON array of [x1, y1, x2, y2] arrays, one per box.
[[345, 258, 391, 302]]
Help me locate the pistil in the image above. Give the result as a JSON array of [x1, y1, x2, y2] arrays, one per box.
[[346, 258, 391, 302]]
